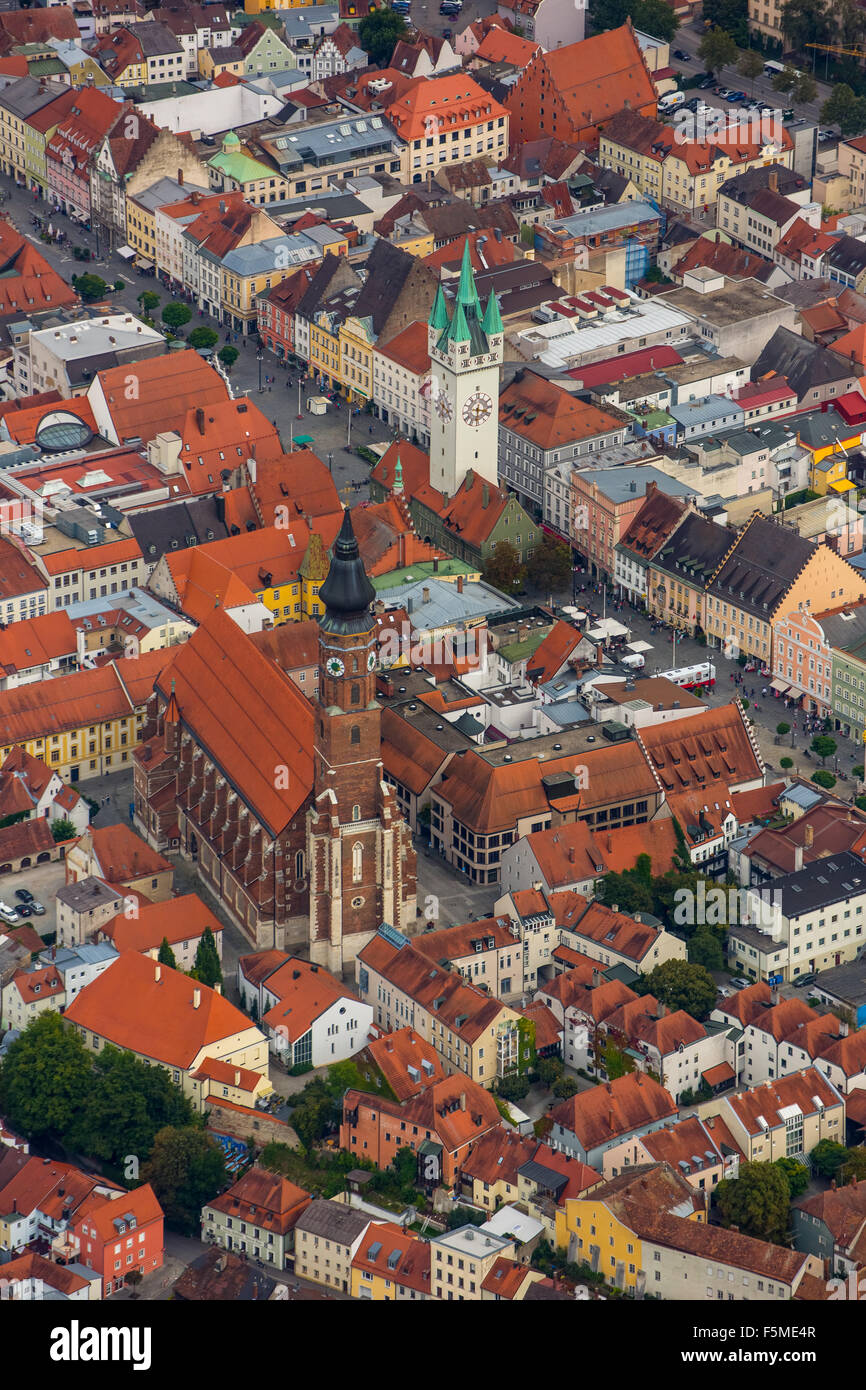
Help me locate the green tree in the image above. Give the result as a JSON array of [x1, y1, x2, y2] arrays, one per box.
[[811, 734, 837, 765], [590, 0, 679, 41], [637, 959, 717, 1021], [791, 72, 817, 104], [699, 26, 738, 74], [810, 1138, 849, 1179], [688, 928, 724, 972], [50, 817, 77, 842], [138, 290, 159, 315], [703, 0, 749, 44], [73, 272, 108, 302], [853, 765, 865, 780], [68, 1046, 194, 1166], [187, 325, 219, 350], [777, 722, 791, 738], [526, 536, 572, 594], [389, 1145, 419, 1195], [775, 1156, 810, 1199], [142, 1125, 226, 1234], [191, 925, 222, 989], [358, 7, 407, 64], [821, 84, 866, 138], [162, 301, 192, 331], [0, 1012, 91, 1142], [839, 1146, 866, 1185], [596, 855, 655, 916], [716, 1161, 791, 1244], [738, 48, 764, 92], [812, 769, 837, 790], [158, 937, 177, 969], [218, 345, 239, 370], [535, 1056, 563, 1088], [552, 1075, 580, 1099], [497, 1072, 530, 1103], [780, 0, 831, 48], [780, 757, 793, 772], [483, 540, 526, 594]]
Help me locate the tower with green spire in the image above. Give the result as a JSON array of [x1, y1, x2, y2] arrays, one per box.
[[428, 236, 503, 499]]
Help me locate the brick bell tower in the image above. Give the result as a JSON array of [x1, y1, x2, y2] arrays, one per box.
[[307, 508, 416, 974]]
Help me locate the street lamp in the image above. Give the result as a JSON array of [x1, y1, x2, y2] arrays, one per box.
[[327, 450, 333, 475], [257, 349, 264, 394]]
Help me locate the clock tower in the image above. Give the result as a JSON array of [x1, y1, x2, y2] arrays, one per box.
[[307, 509, 417, 974], [428, 239, 504, 499]]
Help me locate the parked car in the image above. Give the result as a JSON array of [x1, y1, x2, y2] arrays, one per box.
[[819, 128, 837, 142], [699, 76, 716, 88], [0, 903, 21, 925], [673, 49, 691, 60], [729, 977, 750, 991], [14, 888, 33, 903], [29, 901, 46, 916], [717, 986, 734, 999], [782, 108, 795, 120], [726, 90, 746, 102], [793, 972, 818, 989], [716, 87, 734, 99], [15, 904, 32, 918], [442, 26, 452, 36]]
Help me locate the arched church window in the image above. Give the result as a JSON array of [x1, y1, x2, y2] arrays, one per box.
[[352, 805, 361, 821], [352, 841, 363, 882], [351, 725, 360, 745], [295, 850, 305, 881], [351, 683, 360, 705]]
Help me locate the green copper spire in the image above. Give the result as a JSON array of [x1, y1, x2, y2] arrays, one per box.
[[429, 281, 450, 331], [446, 297, 471, 345], [481, 287, 503, 337], [394, 453, 403, 494], [456, 237, 479, 309]]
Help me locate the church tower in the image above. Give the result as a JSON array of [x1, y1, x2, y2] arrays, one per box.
[[428, 239, 504, 498], [307, 509, 417, 973]]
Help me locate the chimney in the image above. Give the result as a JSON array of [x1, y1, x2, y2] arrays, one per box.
[[768, 170, 778, 193], [234, 1070, 240, 1086], [482, 483, 489, 509], [386, 1038, 393, 1052], [196, 406, 205, 435], [422, 586, 431, 604], [793, 844, 803, 872], [457, 575, 464, 594], [608, 1110, 615, 1128], [155, 964, 161, 983], [804, 823, 814, 849], [433, 556, 440, 573], [178, 168, 184, 186], [193, 988, 201, 1009], [460, 1091, 467, 1110]]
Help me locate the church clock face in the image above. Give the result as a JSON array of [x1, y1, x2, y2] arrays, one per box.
[[367, 651, 377, 672], [462, 391, 494, 428], [434, 389, 453, 422], [326, 656, 345, 677]]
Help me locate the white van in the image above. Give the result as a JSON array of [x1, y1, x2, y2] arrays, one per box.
[[0, 902, 21, 924], [621, 652, 645, 671], [658, 91, 685, 112]]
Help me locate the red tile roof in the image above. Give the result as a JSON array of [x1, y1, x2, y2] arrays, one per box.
[[0, 216, 78, 317], [205, 1166, 310, 1235], [0, 649, 168, 744], [101, 893, 221, 953], [636, 702, 764, 794], [358, 929, 509, 1045], [726, 1068, 842, 1135], [151, 608, 313, 837], [97, 350, 229, 444], [261, 958, 362, 1040], [350, 1220, 431, 1293], [385, 72, 509, 143], [363, 1027, 446, 1100], [10, 962, 64, 1005], [65, 950, 258, 1069], [75, 824, 170, 885], [0, 610, 76, 675], [551, 1072, 677, 1150]]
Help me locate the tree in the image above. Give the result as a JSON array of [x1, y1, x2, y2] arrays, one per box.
[[688, 928, 724, 972], [190, 925, 222, 989], [791, 72, 817, 104], [552, 1075, 580, 1099], [703, 0, 749, 44], [218, 345, 239, 370], [810, 1138, 848, 1180], [637, 959, 717, 1021], [390, 1145, 419, 1194], [158, 937, 177, 969], [483, 540, 526, 594], [780, 757, 793, 771], [50, 817, 77, 842], [821, 84, 866, 138], [358, 7, 407, 64], [603, 1041, 635, 1081], [72, 272, 109, 302], [187, 325, 218, 350], [780, 0, 831, 48], [811, 734, 837, 765], [68, 1046, 194, 1167], [497, 1072, 530, 1103], [775, 1156, 810, 1199], [839, 1146, 866, 1185], [526, 536, 572, 594], [776, 722, 791, 738], [715, 1161, 791, 1244], [535, 1056, 563, 1088], [125, 1269, 143, 1299], [0, 1012, 91, 1142], [812, 769, 837, 790], [699, 26, 738, 74], [854, 765, 865, 780], [738, 48, 764, 93], [138, 290, 159, 315], [162, 301, 192, 331], [590, 0, 679, 41], [291, 1090, 335, 1149], [142, 1126, 226, 1234], [113, 279, 124, 292], [771, 66, 799, 94]]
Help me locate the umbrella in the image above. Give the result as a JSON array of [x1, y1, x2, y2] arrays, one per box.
[[47, 223, 53, 237]]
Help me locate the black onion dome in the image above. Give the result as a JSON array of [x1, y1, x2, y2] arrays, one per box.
[[319, 508, 376, 631]]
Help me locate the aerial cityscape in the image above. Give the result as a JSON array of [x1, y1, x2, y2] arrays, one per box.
[[0, 0, 864, 1341]]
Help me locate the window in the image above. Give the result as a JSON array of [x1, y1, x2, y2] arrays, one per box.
[[352, 842, 363, 882], [350, 725, 360, 745]]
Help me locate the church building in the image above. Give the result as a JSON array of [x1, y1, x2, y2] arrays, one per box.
[[133, 511, 416, 962]]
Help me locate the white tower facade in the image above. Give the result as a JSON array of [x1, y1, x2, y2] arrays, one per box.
[[427, 242, 504, 499]]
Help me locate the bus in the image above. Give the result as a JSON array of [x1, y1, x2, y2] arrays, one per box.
[[655, 662, 717, 690], [764, 60, 786, 77]]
